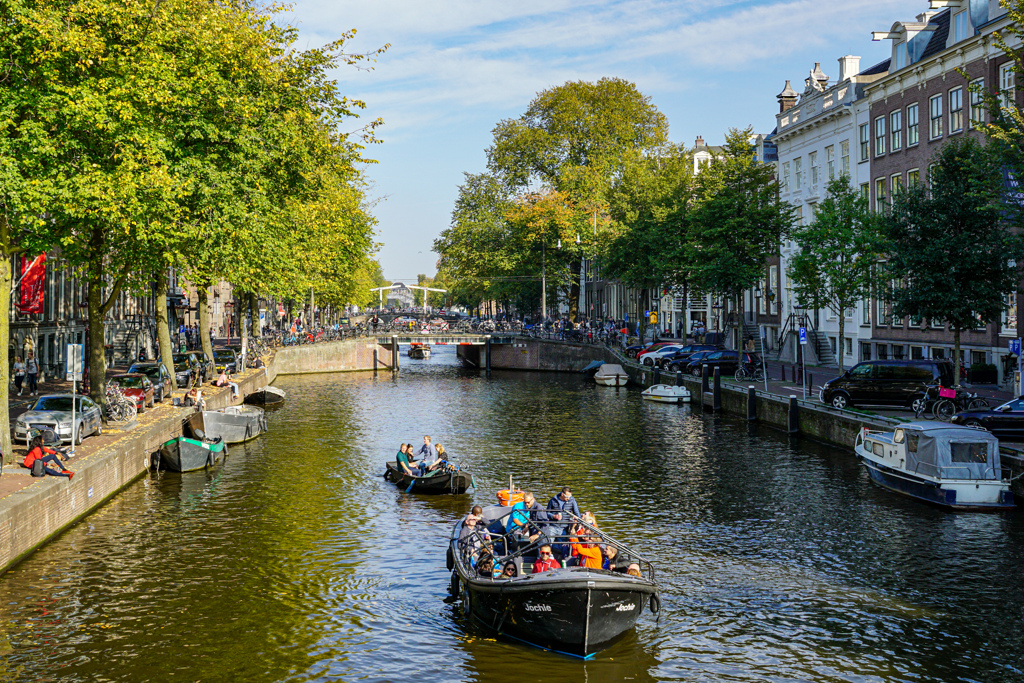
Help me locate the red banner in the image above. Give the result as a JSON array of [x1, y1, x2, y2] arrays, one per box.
[[18, 253, 46, 315]]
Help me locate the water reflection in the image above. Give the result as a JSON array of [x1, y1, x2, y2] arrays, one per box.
[[0, 346, 1020, 681]]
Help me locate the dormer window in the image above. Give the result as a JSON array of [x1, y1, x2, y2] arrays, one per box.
[[953, 11, 968, 42], [893, 41, 907, 70]]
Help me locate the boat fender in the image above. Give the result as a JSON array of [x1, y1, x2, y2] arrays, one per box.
[[449, 571, 460, 597], [206, 451, 215, 468], [462, 585, 472, 614], [650, 593, 661, 615], [446, 547, 454, 571]]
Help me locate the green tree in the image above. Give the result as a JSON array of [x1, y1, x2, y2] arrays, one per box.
[[884, 137, 1024, 385], [787, 178, 883, 373]]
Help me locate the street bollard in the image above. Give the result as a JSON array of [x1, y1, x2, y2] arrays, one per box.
[[788, 395, 799, 433], [808, 372, 813, 392], [747, 385, 756, 421], [781, 364, 786, 382], [713, 367, 722, 412]]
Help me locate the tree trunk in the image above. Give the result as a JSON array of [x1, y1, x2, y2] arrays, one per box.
[[198, 286, 213, 361], [837, 315, 846, 375], [0, 218, 13, 465], [155, 269, 177, 391], [954, 326, 962, 386], [87, 276, 107, 405], [249, 292, 258, 337], [568, 256, 582, 322]]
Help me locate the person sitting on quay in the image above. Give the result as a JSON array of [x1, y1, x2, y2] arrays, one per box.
[[215, 370, 239, 399], [532, 545, 560, 573], [24, 435, 74, 480], [184, 387, 206, 410]]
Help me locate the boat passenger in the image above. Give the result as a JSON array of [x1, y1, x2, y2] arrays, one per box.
[[476, 555, 495, 578], [500, 562, 517, 579], [459, 514, 491, 561], [396, 444, 417, 477], [511, 492, 550, 543], [532, 545, 560, 573], [24, 436, 74, 480], [416, 435, 439, 476], [567, 529, 603, 569], [626, 563, 642, 577], [602, 545, 619, 571], [546, 486, 582, 533]]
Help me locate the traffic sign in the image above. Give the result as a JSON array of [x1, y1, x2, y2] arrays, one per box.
[[1010, 339, 1021, 356], [66, 343, 84, 381], [798, 327, 807, 345]]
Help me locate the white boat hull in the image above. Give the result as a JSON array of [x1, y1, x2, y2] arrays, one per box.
[[595, 375, 628, 387], [641, 384, 691, 403]]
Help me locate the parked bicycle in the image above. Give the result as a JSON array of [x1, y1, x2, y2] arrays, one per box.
[[734, 362, 765, 382], [104, 384, 137, 422], [914, 385, 989, 421]]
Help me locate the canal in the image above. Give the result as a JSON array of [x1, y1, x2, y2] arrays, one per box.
[[0, 346, 1022, 682]]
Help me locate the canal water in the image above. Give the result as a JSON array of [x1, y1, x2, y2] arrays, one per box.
[[0, 346, 1023, 682]]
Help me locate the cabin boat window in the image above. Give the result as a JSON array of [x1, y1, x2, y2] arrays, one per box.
[[950, 442, 988, 464], [894, 429, 905, 444], [906, 433, 918, 453], [872, 442, 884, 457]]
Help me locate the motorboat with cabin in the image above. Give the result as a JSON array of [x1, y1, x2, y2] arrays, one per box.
[[408, 343, 431, 360], [641, 384, 691, 403], [594, 363, 628, 387], [448, 486, 660, 658], [855, 422, 1014, 510]]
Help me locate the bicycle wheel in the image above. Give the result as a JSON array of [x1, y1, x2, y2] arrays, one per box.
[[967, 397, 990, 410], [752, 368, 765, 382], [124, 403, 137, 421], [734, 367, 749, 381], [934, 399, 956, 421]]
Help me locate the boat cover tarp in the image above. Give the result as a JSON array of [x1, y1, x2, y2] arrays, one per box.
[[900, 422, 1000, 480], [595, 364, 626, 378], [581, 360, 604, 374]]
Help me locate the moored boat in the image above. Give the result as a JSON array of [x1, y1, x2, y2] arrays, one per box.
[[243, 385, 286, 407], [594, 363, 628, 387], [855, 422, 1014, 510], [641, 384, 691, 403], [202, 406, 267, 444], [448, 502, 659, 658], [408, 343, 431, 359], [384, 462, 472, 494], [154, 434, 227, 472]]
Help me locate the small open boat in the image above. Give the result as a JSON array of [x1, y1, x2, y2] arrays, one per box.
[[594, 363, 628, 387], [244, 385, 286, 407], [154, 434, 227, 472], [855, 423, 1014, 510], [202, 406, 267, 444], [449, 500, 659, 658], [641, 384, 691, 403], [384, 461, 472, 494], [408, 343, 431, 359]]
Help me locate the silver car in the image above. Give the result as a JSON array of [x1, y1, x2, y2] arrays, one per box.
[[14, 394, 103, 445]]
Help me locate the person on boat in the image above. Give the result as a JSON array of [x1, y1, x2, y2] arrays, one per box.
[[532, 545, 560, 573], [434, 444, 451, 470], [476, 554, 495, 578], [459, 513, 491, 560], [546, 487, 582, 547], [567, 528, 603, 569], [500, 562, 517, 579], [24, 436, 74, 480], [510, 492, 550, 543], [602, 545, 620, 571], [416, 435, 439, 476], [626, 563, 642, 577], [395, 443, 417, 477]]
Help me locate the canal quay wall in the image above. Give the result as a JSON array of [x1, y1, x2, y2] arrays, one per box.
[[269, 338, 393, 378], [459, 337, 609, 371]]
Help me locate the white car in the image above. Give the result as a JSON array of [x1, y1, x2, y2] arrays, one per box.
[[15, 394, 103, 445], [638, 345, 686, 366]]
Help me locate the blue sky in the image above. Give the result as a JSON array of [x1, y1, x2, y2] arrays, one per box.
[[288, 0, 922, 282]]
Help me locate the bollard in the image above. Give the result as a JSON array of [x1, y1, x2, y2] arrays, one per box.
[[653, 366, 661, 384], [788, 395, 799, 433], [781, 364, 786, 382], [391, 336, 399, 373], [747, 385, 757, 421], [713, 366, 722, 412], [795, 364, 801, 385], [807, 372, 813, 392], [701, 364, 710, 394], [486, 335, 492, 377], [676, 371, 683, 387], [373, 349, 379, 376]]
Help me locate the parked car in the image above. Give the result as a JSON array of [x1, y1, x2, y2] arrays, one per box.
[[639, 344, 687, 366], [194, 352, 215, 381], [108, 373, 155, 412], [635, 342, 680, 363], [14, 394, 103, 445], [950, 398, 1024, 440], [212, 348, 237, 374], [171, 354, 197, 388], [683, 351, 718, 377], [818, 359, 955, 410], [683, 350, 759, 377], [660, 344, 723, 369], [127, 362, 173, 402]]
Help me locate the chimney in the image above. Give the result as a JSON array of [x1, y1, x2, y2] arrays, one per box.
[[838, 55, 861, 82], [811, 62, 829, 88], [695, 135, 705, 148], [777, 80, 798, 113]]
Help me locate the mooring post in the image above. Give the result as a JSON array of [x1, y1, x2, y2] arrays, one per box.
[[391, 335, 399, 373], [808, 372, 813, 392], [747, 385, 756, 421], [676, 371, 683, 387], [788, 395, 799, 433], [781, 364, 786, 382], [701, 364, 710, 394], [713, 366, 722, 412], [653, 366, 661, 385], [485, 335, 492, 377], [373, 349, 379, 376]]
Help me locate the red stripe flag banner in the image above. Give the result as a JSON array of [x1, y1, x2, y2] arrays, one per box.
[[18, 253, 46, 314]]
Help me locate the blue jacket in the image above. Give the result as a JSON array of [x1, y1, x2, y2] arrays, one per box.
[[546, 495, 581, 527]]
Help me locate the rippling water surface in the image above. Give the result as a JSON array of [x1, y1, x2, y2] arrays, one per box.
[[0, 346, 1023, 682]]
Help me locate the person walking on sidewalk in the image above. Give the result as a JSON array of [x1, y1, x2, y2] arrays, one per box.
[[13, 355, 25, 396], [25, 351, 38, 396]]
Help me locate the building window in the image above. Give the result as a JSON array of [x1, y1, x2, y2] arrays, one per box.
[[860, 342, 872, 361], [969, 78, 985, 128], [929, 94, 943, 139], [782, 162, 790, 191], [891, 173, 903, 195], [840, 140, 850, 177], [907, 103, 919, 146], [893, 41, 907, 70], [908, 168, 920, 187], [949, 86, 963, 133], [954, 10, 968, 42], [862, 297, 871, 325], [875, 177, 887, 211], [860, 183, 869, 201], [1001, 63, 1015, 110], [890, 110, 902, 151], [826, 145, 835, 180], [794, 157, 803, 190], [874, 116, 886, 155], [911, 345, 924, 360], [877, 291, 887, 326], [809, 151, 818, 186], [859, 122, 870, 160]]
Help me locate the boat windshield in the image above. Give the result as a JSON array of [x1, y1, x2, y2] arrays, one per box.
[[454, 508, 656, 583]]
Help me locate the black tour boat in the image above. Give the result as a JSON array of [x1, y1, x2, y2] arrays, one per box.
[[448, 502, 659, 658], [384, 462, 473, 494]]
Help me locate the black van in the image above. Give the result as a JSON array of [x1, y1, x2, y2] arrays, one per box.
[[818, 359, 955, 411]]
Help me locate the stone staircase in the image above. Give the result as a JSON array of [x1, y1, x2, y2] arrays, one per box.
[[741, 321, 766, 355]]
